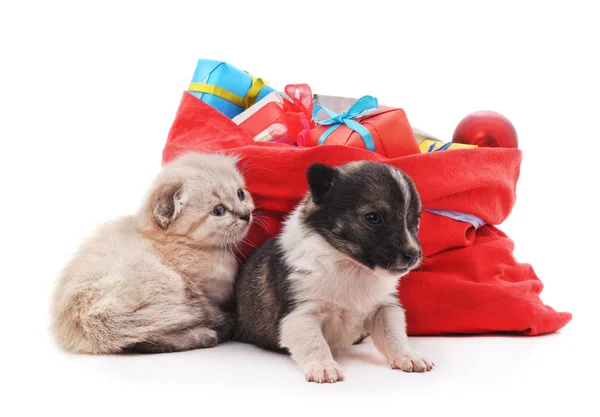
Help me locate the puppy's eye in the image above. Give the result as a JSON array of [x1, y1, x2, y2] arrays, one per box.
[[212, 205, 226, 216], [237, 189, 245, 201], [364, 212, 383, 225]]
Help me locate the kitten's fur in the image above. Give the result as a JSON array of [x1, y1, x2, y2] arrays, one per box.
[[234, 161, 432, 383], [51, 152, 254, 354]]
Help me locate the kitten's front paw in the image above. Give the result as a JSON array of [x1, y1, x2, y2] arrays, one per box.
[[353, 330, 369, 345], [389, 354, 434, 373], [304, 360, 344, 383], [192, 327, 218, 348]]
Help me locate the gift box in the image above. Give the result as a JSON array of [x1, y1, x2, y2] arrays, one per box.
[[413, 127, 477, 152], [232, 91, 286, 138], [419, 138, 477, 152], [307, 96, 421, 158], [232, 84, 314, 145], [187, 59, 276, 119]]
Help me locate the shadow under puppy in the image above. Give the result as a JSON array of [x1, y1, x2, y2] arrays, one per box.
[[51, 152, 254, 354], [234, 161, 433, 383]]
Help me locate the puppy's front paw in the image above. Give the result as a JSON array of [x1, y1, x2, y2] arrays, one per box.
[[389, 354, 434, 373], [304, 360, 344, 383]]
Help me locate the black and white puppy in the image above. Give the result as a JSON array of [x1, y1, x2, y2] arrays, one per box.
[[233, 161, 433, 383]]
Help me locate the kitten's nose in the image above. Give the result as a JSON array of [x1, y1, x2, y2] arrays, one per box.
[[239, 212, 251, 222]]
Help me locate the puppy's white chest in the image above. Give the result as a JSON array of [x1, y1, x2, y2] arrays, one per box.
[[308, 258, 399, 310], [321, 307, 368, 349], [284, 228, 401, 348], [297, 261, 399, 349]]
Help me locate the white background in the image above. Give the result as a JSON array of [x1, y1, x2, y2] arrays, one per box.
[[1, 0, 598, 415]]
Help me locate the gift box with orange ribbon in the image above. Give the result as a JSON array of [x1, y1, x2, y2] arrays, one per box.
[[232, 84, 315, 146], [187, 59, 276, 119], [306, 96, 422, 158]]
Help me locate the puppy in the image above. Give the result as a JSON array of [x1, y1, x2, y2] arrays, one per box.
[[234, 161, 432, 382], [51, 152, 254, 354]]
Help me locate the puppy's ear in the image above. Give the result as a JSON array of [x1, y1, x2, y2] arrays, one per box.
[[151, 183, 185, 229], [307, 163, 337, 205]]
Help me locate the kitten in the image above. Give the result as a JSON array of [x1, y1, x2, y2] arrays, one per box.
[[51, 152, 254, 354], [234, 161, 432, 383]]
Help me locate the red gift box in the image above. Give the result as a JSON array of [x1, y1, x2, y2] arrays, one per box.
[[162, 92, 571, 336], [307, 96, 421, 158], [234, 84, 315, 146]]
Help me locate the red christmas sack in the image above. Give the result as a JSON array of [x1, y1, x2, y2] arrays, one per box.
[[162, 92, 572, 336]]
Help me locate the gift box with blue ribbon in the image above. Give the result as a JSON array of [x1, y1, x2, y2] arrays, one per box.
[[306, 96, 421, 158], [187, 59, 276, 119]]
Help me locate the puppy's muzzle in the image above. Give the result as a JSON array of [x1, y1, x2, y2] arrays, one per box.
[[395, 248, 422, 271]]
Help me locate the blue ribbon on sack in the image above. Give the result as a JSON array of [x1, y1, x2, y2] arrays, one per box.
[[312, 95, 378, 152]]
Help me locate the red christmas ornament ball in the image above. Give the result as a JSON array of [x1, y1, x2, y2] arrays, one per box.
[[452, 111, 518, 148]]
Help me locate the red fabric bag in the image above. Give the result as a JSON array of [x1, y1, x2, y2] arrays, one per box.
[[162, 92, 572, 336]]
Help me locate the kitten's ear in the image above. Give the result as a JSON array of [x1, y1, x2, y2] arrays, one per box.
[[151, 182, 185, 229], [307, 163, 337, 205]]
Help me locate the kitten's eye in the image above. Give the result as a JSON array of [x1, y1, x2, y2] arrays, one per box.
[[237, 189, 245, 201], [212, 205, 225, 216], [364, 212, 383, 225]]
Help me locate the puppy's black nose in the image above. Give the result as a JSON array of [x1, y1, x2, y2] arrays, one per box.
[[239, 212, 251, 222], [401, 249, 420, 263]]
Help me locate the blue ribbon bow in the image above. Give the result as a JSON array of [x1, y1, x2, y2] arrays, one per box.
[[312, 95, 379, 151]]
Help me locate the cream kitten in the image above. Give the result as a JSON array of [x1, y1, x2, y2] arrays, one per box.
[[51, 152, 254, 354]]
